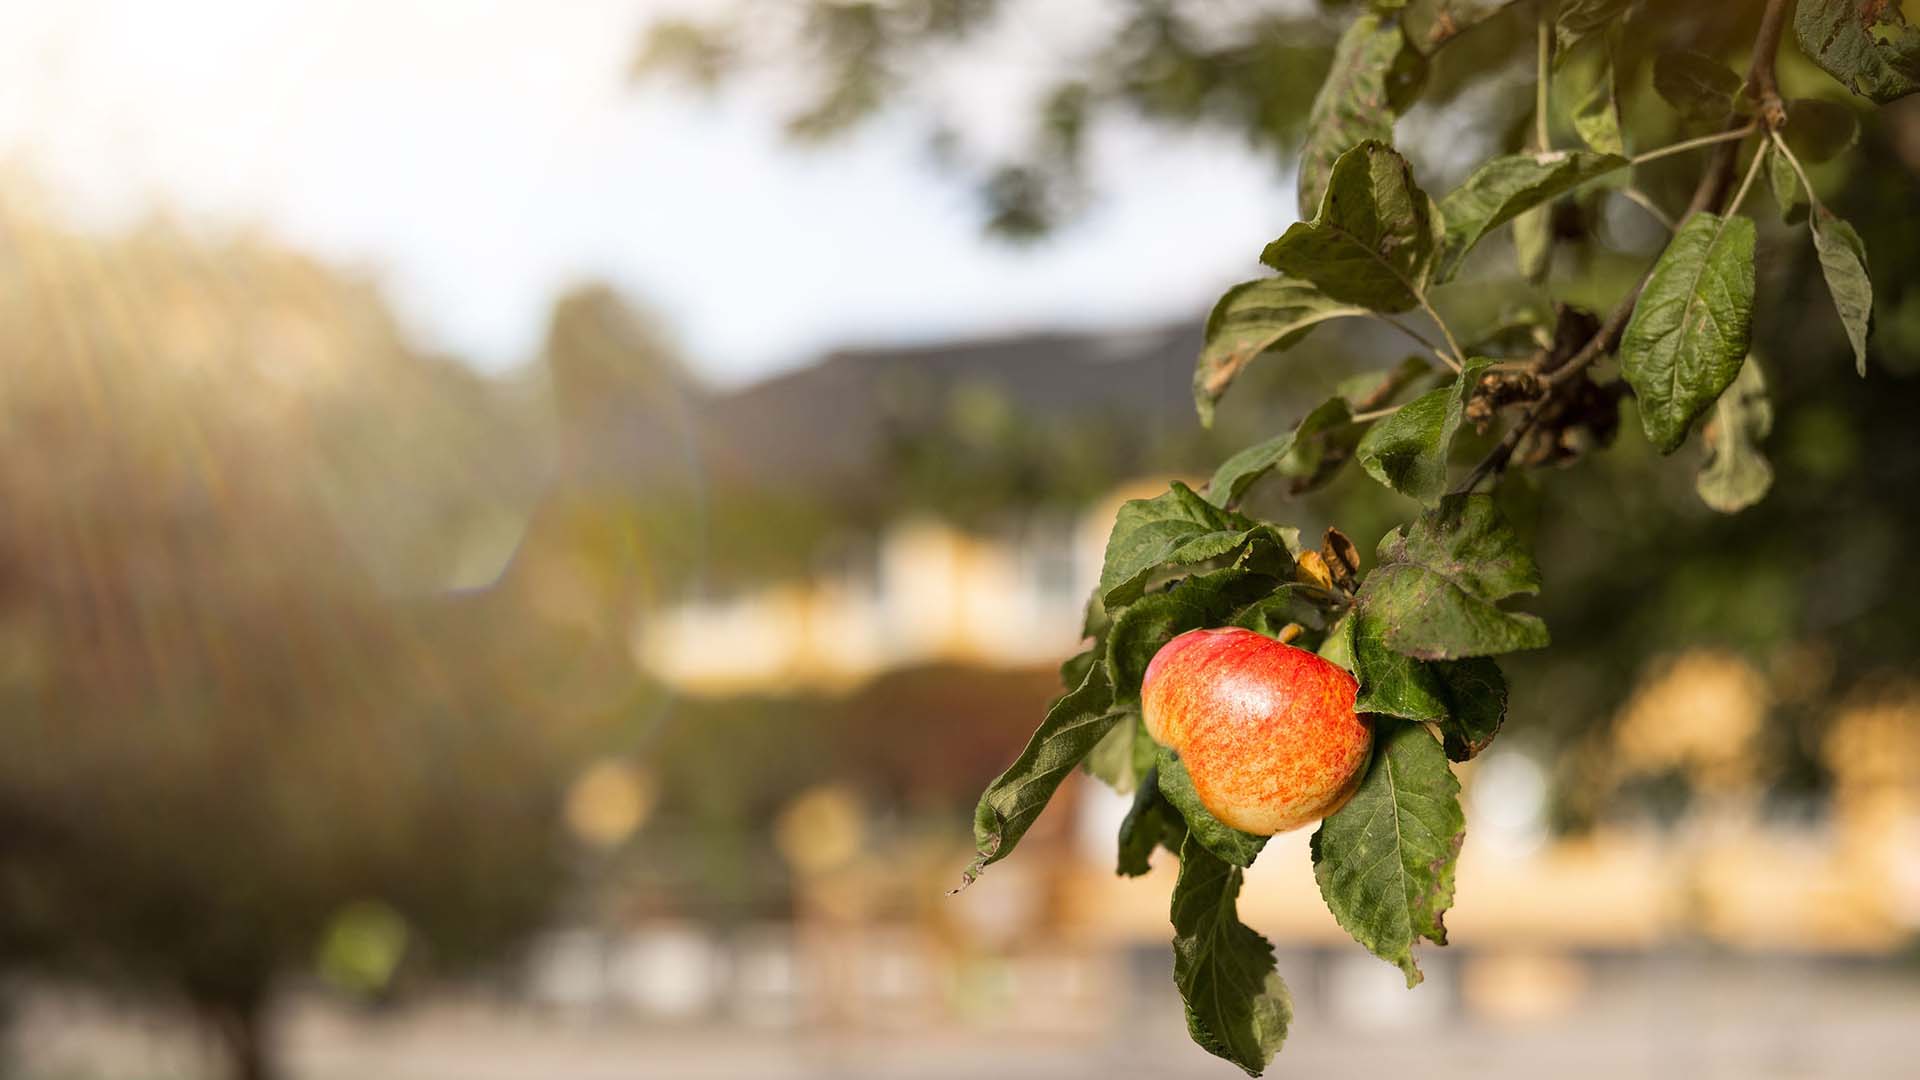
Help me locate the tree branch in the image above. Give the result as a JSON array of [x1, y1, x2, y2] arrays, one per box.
[[1746, 0, 1794, 130], [1456, 292, 1636, 494], [1455, 1, 1793, 495]]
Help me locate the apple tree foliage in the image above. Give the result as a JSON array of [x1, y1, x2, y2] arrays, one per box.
[[960, 1, 1900, 1073]]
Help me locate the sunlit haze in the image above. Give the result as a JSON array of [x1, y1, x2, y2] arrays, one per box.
[[0, 0, 1296, 385], [6, 2, 1920, 1077]]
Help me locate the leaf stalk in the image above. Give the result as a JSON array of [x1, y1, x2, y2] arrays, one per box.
[[1629, 123, 1758, 167]]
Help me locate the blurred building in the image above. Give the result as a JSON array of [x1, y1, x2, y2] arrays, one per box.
[[637, 511, 1095, 694], [630, 321, 1230, 694]]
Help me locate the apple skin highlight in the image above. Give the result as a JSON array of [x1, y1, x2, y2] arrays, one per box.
[[1141, 626, 1373, 835]]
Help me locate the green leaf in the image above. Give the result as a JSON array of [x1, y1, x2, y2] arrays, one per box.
[[1429, 659, 1506, 762], [1436, 151, 1627, 281], [1079, 583, 1111, 643], [1267, 141, 1437, 314], [1620, 212, 1757, 453], [1084, 706, 1157, 793], [1311, 720, 1464, 987], [1317, 611, 1356, 673], [1210, 379, 1414, 506], [964, 660, 1122, 887], [1102, 482, 1237, 600], [1377, 494, 1542, 601], [1795, 0, 1920, 104], [1356, 359, 1491, 504], [1158, 748, 1268, 869], [1117, 765, 1187, 877], [1355, 494, 1549, 660], [1570, 78, 1624, 158], [1221, 359, 1438, 502], [1553, 0, 1630, 58], [1298, 11, 1427, 220], [1106, 568, 1281, 706], [1652, 50, 1745, 126], [1070, 636, 1145, 792], [1351, 613, 1507, 761], [1696, 356, 1774, 514], [1098, 483, 1299, 608], [1195, 278, 1369, 425], [1211, 387, 1414, 507], [1058, 645, 1098, 696], [1811, 210, 1872, 376], [1560, 31, 1624, 155], [1170, 837, 1292, 1077], [1208, 431, 1303, 510], [1767, 148, 1808, 224], [1351, 612, 1447, 720], [1268, 398, 1363, 495], [1228, 584, 1332, 645]]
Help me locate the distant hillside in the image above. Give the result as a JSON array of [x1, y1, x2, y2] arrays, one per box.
[[699, 324, 1200, 492], [704, 317, 1406, 496]]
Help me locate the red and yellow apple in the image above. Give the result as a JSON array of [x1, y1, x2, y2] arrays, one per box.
[[1141, 626, 1372, 835]]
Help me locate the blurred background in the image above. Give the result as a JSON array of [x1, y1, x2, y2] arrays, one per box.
[[2, 2, 1918, 1078]]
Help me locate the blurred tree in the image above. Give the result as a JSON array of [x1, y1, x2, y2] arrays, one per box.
[[604, 663, 1065, 922], [637, 0, 1532, 235], [0, 204, 651, 1079]]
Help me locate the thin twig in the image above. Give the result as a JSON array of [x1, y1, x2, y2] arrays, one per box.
[[1725, 137, 1771, 219], [1682, 119, 1747, 220], [1620, 187, 1677, 233], [1372, 312, 1451, 367], [1630, 123, 1758, 167], [1458, 304, 1634, 494], [1459, 285, 1642, 493], [1457, 405, 1545, 495], [1418, 294, 1468, 373], [1544, 290, 1642, 388], [1351, 404, 1404, 424]]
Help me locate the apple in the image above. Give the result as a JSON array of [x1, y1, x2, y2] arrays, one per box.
[[1141, 626, 1372, 835]]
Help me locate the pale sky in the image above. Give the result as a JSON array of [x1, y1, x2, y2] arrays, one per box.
[[0, 0, 1298, 386]]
